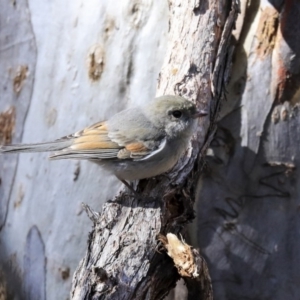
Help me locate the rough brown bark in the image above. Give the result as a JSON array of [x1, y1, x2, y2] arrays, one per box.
[[71, 0, 239, 299]]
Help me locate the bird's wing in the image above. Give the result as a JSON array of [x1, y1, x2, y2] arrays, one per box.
[[1, 108, 165, 161], [49, 121, 164, 161]]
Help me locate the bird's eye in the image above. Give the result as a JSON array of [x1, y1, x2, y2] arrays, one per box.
[[172, 110, 182, 118]]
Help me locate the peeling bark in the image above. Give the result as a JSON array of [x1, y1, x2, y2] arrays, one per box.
[[159, 233, 213, 300]]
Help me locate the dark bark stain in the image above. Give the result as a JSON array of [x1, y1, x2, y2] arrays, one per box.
[[87, 45, 105, 81], [274, 0, 300, 104], [0, 107, 16, 145], [193, 0, 208, 16], [126, 56, 134, 86], [59, 267, 70, 280], [13, 65, 28, 94]]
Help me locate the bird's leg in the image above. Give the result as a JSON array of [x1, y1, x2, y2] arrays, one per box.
[[116, 177, 138, 196]]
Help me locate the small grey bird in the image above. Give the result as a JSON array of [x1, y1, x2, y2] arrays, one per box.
[[0, 95, 207, 188]]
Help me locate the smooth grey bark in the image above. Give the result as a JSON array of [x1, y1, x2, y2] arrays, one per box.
[[0, 0, 168, 299], [71, 0, 239, 299]]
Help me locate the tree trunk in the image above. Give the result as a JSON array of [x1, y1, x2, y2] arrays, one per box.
[[71, 0, 238, 299], [0, 0, 168, 299], [196, 1, 300, 299], [3, 1, 300, 299]]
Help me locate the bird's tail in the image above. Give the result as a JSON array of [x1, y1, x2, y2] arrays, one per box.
[[0, 140, 72, 154]]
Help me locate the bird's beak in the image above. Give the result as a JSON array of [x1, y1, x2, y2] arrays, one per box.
[[192, 109, 208, 118]]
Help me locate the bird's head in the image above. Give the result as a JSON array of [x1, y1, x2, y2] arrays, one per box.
[[144, 95, 208, 139]]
